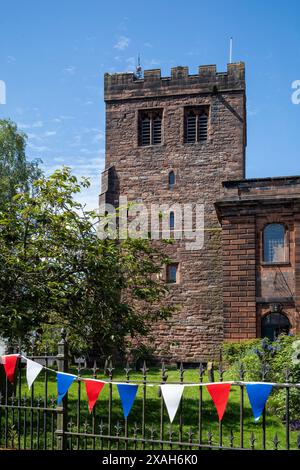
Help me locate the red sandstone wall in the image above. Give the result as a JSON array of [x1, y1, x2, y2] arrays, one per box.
[[101, 64, 246, 362]]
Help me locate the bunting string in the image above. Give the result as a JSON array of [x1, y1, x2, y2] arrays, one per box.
[[0, 353, 297, 422]]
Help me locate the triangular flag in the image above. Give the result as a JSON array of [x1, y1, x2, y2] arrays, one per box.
[[206, 383, 231, 421], [56, 372, 76, 405], [117, 384, 138, 418], [84, 379, 105, 413], [1, 355, 19, 384], [161, 384, 185, 423], [26, 359, 43, 389], [246, 383, 273, 422]]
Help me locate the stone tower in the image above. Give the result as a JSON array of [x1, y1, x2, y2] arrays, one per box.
[[100, 63, 247, 362]]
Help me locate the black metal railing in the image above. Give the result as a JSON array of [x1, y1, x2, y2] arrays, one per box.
[[0, 335, 300, 451]]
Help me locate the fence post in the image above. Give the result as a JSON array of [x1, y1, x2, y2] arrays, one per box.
[[56, 329, 68, 450]]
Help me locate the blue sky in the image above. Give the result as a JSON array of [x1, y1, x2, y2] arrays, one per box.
[[1, 0, 300, 209]]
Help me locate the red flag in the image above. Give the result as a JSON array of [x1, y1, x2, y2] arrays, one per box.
[[84, 379, 105, 412], [206, 383, 231, 421], [2, 355, 19, 384]]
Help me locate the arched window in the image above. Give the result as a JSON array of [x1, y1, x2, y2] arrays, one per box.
[[263, 223, 286, 263], [261, 312, 290, 341], [170, 211, 175, 230], [168, 171, 175, 188]]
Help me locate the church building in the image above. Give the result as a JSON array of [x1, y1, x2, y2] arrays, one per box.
[[100, 62, 300, 362]]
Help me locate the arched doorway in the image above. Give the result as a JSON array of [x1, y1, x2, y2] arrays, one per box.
[[261, 312, 291, 341]]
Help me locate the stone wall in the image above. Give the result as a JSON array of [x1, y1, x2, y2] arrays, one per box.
[[216, 177, 300, 340], [100, 63, 246, 362]]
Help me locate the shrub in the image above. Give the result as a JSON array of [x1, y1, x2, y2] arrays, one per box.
[[223, 335, 300, 421]]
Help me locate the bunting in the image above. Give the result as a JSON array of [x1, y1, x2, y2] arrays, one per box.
[[161, 384, 185, 423], [57, 372, 76, 405], [246, 383, 273, 422], [26, 358, 43, 389], [0, 353, 281, 419], [206, 383, 231, 421], [1, 354, 19, 384], [117, 384, 138, 418], [84, 379, 105, 412]]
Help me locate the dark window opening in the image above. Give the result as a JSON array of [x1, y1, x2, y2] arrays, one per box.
[[139, 110, 162, 146], [170, 211, 175, 230], [166, 263, 178, 284], [184, 107, 209, 143], [168, 170, 175, 188], [263, 224, 286, 263], [261, 312, 290, 341]]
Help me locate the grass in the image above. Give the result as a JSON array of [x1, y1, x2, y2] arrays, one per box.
[[1, 365, 298, 450]]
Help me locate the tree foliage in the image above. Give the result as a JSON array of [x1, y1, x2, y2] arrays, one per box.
[[0, 119, 42, 207], [0, 167, 173, 356]]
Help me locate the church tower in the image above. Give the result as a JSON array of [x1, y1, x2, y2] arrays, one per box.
[[100, 63, 246, 362]]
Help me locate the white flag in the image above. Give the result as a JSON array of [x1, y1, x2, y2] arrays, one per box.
[[161, 384, 185, 423], [26, 359, 43, 389]]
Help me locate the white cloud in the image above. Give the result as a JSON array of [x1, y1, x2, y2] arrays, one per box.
[[125, 57, 135, 71], [144, 58, 160, 68], [114, 36, 130, 51], [44, 131, 57, 136], [18, 120, 43, 129], [27, 143, 50, 152], [63, 66, 76, 75], [7, 55, 16, 63], [32, 121, 43, 128], [18, 123, 31, 129], [92, 132, 104, 144], [27, 133, 42, 141]]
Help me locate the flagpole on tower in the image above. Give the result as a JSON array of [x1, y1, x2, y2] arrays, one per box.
[[229, 37, 233, 64]]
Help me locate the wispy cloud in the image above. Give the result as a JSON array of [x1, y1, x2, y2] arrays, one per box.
[[7, 55, 16, 63], [27, 132, 42, 141], [114, 36, 130, 51], [44, 131, 57, 136], [63, 66, 76, 75], [125, 57, 135, 71], [27, 143, 50, 152], [144, 58, 160, 68], [18, 120, 43, 129], [92, 132, 104, 144], [32, 120, 43, 128]]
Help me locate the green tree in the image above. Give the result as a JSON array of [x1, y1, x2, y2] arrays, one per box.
[[0, 119, 42, 207], [0, 167, 173, 357]]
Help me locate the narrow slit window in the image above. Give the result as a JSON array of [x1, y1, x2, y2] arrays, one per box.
[[168, 171, 175, 188], [170, 211, 175, 230], [166, 263, 178, 283]]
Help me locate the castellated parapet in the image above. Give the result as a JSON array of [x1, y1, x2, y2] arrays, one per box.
[[104, 63, 245, 101]]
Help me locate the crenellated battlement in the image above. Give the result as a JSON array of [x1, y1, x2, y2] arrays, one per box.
[[104, 62, 245, 101]]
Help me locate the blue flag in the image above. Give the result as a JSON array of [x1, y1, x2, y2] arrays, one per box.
[[57, 372, 76, 405], [246, 383, 273, 421], [117, 384, 138, 418]]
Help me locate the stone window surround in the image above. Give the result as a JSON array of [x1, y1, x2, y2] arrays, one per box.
[[260, 221, 290, 266]]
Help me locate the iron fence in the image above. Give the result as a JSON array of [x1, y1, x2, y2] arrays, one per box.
[[0, 334, 300, 451]]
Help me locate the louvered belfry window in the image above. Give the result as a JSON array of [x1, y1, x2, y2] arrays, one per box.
[[184, 107, 209, 143], [139, 110, 162, 146]]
